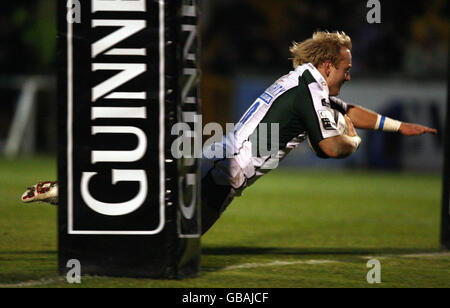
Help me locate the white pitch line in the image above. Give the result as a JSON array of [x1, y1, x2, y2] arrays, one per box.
[[223, 259, 339, 271], [0, 277, 65, 288], [0, 275, 96, 288], [222, 252, 450, 271], [397, 252, 450, 258]]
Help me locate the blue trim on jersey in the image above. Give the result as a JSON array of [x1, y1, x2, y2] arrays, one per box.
[[236, 101, 260, 131]]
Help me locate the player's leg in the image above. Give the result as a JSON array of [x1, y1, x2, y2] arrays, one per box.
[[20, 174, 233, 234], [21, 181, 58, 205], [20, 175, 231, 235], [201, 171, 236, 235]]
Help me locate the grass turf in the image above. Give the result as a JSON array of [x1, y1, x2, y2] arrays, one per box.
[[0, 155, 448, 288]]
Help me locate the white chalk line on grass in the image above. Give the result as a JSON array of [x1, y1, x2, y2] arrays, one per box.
[[223, 259, 339, 271], [0, 275, 94, 288], [1, 252, 449, 286], [0, 277, 65, 288], [400, 252, 450, 258], [222, 251, 450, 271]]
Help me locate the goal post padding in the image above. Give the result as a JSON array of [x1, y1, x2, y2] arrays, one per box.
[[57, 0, 201, 278], [441, 81, 449, 249]]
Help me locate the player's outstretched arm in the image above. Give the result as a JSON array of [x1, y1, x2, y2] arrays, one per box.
[[345, 104, 437, 136], [397, 122, 437, 136]]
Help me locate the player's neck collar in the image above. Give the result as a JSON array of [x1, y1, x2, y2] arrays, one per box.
[[303, 63, 329, 94]]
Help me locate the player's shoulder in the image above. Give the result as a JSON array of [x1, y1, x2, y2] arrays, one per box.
[[258, 68, 303, 104], [272, 69, 301, 90], [262, 64, 326, 105], [268, 63, 316, 86], [274, 64, 311, 87]]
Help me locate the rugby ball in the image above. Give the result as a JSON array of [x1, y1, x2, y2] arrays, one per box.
[[334, 109, 348, 135]]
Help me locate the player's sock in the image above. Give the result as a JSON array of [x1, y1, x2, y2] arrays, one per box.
[[21, 181, 59, 205]]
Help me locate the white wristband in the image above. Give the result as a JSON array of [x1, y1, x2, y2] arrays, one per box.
[[375, 115, 402, 132], [351, 135, 362, 151]]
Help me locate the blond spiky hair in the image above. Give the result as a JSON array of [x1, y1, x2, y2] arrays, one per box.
[[289, 31, 352, 68]]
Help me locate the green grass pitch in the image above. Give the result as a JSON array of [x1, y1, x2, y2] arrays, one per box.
[[0, 155, 448, 288]]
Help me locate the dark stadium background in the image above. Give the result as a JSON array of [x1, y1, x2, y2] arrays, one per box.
[[0, 0, 447, 172]]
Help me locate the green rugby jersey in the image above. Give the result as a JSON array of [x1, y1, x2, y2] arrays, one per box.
[[202, 63, 348, 192]]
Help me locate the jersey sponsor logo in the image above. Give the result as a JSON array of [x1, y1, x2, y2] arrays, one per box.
[[318, 110, 337, 130], [321, 98, 330, 108], [265, 83, 286, 97], [322, 118, 334, 130], [257, 82, 286, 105], [259, 92, 273, 104]]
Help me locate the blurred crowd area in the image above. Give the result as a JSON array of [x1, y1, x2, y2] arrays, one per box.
[[201, 0, 448, 79], [0, 0, 56, 151], [0, 0, 56, 75], [0, 0, 446, 77]]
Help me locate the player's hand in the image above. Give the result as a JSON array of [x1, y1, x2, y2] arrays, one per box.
[[398, 122, 437, 136], [343, 114, 357, 137]]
